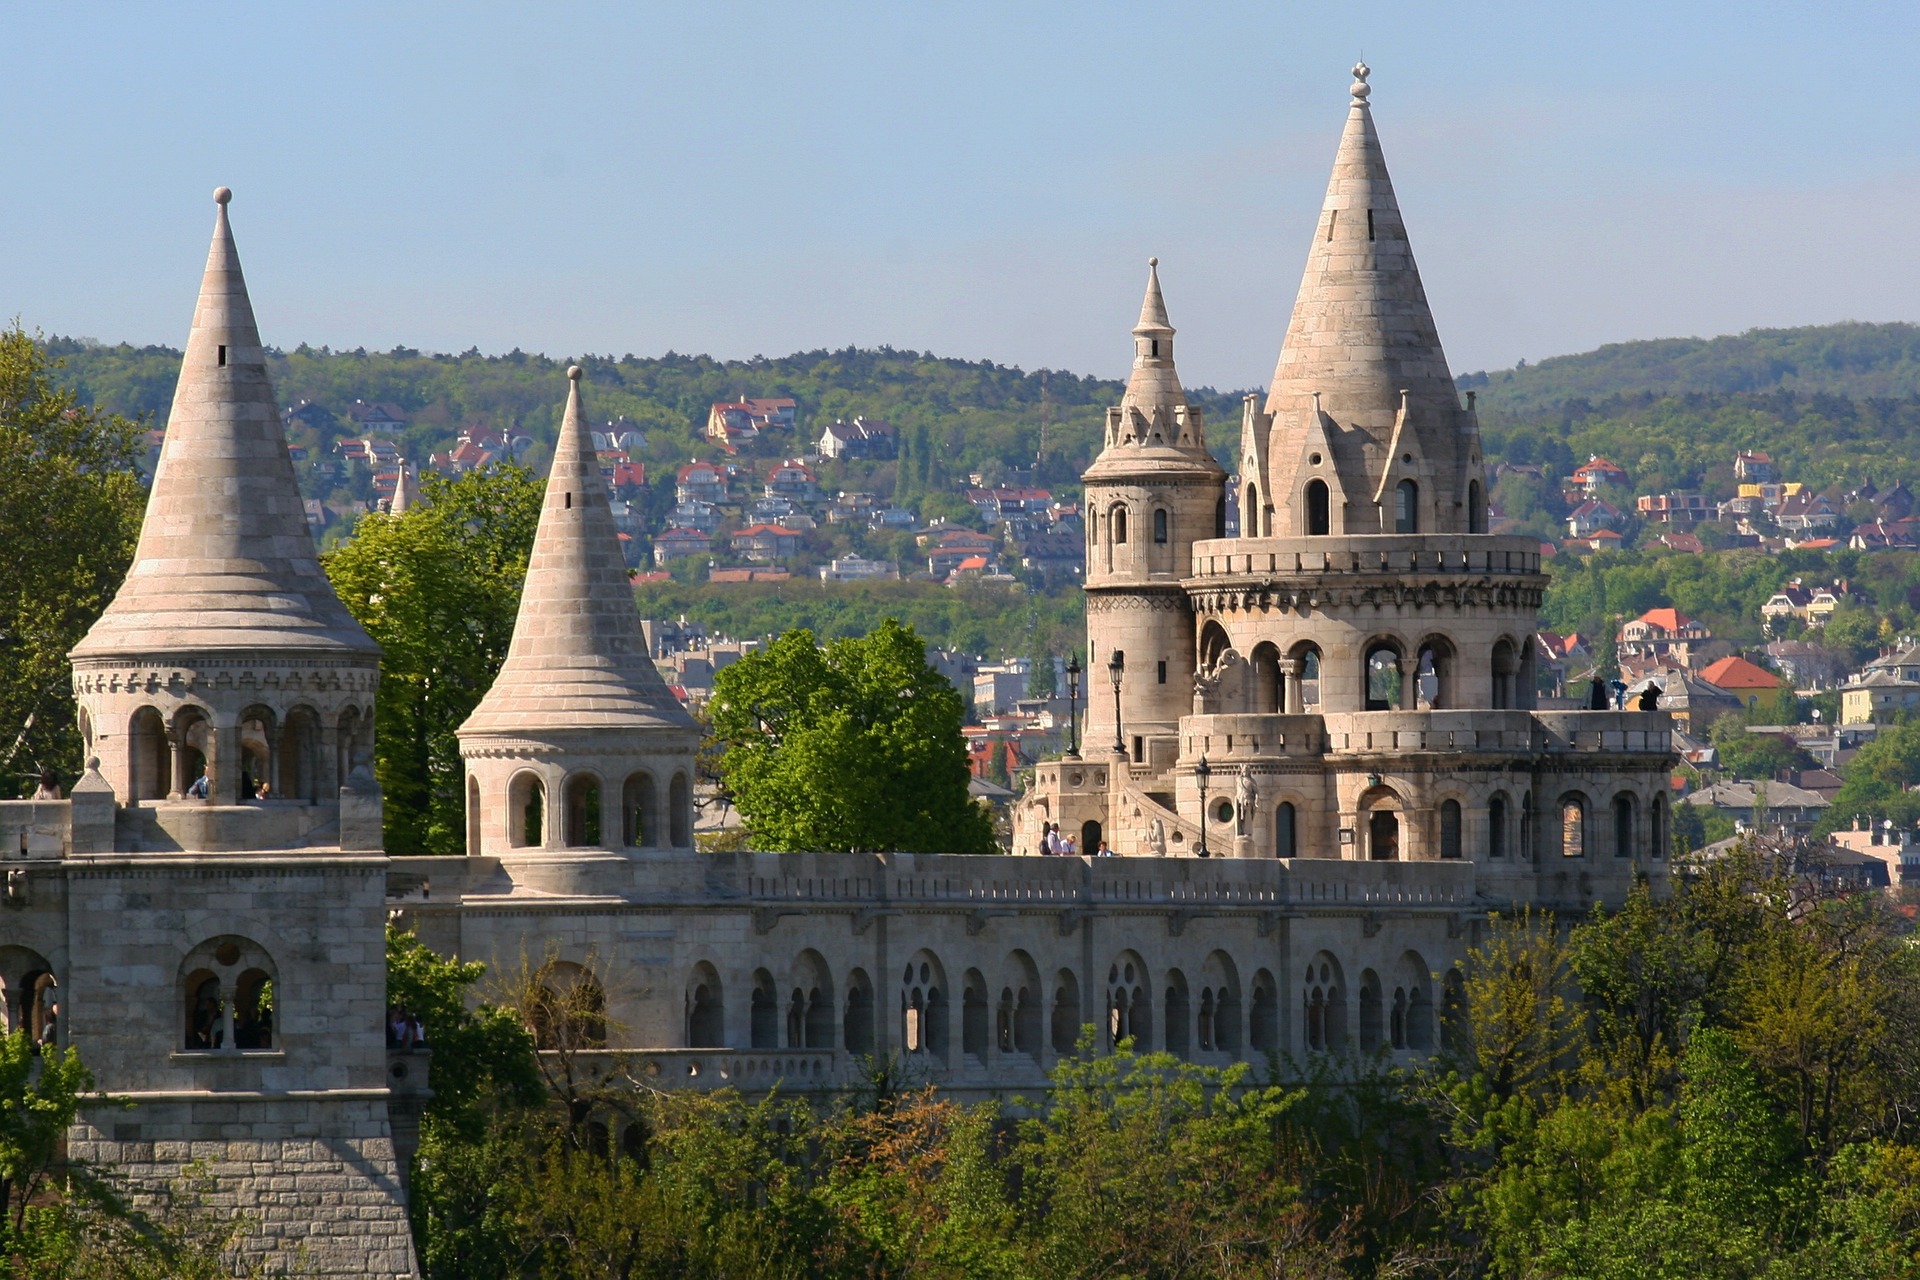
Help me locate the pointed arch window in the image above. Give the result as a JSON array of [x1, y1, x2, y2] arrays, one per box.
[[1112, 506, 1128, 545], [1395, 479, 1418, 533], [1305, 480, 1330, 536]]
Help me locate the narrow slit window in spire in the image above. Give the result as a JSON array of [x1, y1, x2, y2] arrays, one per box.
[[1366, 209, 1375, 241], [217, 345, 227, 367]]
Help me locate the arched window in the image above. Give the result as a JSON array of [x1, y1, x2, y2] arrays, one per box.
[[1165, 973, 1191, 1058], [963, 973, 989, 1059], [1275, 802, 1296, 858], [1369, 808, 1400, 861], [564, 773, 602, 848], [277, 706, 320, 801], [1651, 795, 1669, 861], [687, 963, 725, 1047], [1305, 480, 1330, 536], [844, 970, 875, 1055], [1358, 972, 1383, 1052], [1105, 954, 1152, 1051], [1561, 795, 1587, 858], [1298, 647, 1322, 711], [1416, 639, 1453, 709], [622, 771, 657, 847], [1112, 505, 1128, 545], [180, 936, 277, 1055], [786, 988, 806, 1048], [900, 953, 947, 1061], [1440, 799, 1463, 859], [238, 704, 274, 799], [1250, 972, 1279, 1052], [129, 707, 169, 800], [751, 970, 779, 1048], [1014, 984, 1040, 1056], [467, 776, 481, 855], [1243, 483, 1259, 537], [174, 706, 211, 799], [1051, 970, 1081, 1056], [531, 961, 605, 1050], [669, 772, 692, 848], [1521, 791, 1535, 861], [1491, 639, 1516, 710], [1614, 793, 1636, 859], [1365, 645, 1401, 711], [1251, 643, 1282, 714], [805, 983, 833, 1049], [509, 772, 546, 848], [1488, 793, 1509, 859], [1152, 508, 1168, 544], [1395, 479, 1418, 533], [1468, 480, 1485, 534]]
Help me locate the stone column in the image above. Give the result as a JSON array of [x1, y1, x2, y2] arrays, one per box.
[[1398, 655, 1419, 710], [212, 723, 243, 804], [1279, 658, 1301, 715]]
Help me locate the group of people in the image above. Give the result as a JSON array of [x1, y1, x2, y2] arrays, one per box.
[[184, 771, 274, 800], [387, 1006, 428, 1050], [1037, 823, 1113, 857]]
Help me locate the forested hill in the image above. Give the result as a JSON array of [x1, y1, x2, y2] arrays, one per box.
[[45, 339, 1247, 493], [1462, 321, 1920, 415]]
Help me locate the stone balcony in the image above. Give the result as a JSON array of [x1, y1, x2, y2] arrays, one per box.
[[1187, 533, 1545, 583], [1178, 709, 1673, 761]]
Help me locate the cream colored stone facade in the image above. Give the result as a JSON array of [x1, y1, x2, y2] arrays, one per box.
[[0, 66, 1673, 1272]]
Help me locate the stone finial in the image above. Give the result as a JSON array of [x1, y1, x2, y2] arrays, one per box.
[[568, 364, 583, 381], [1134, 257, 1173, 336], [213, 186, 232, 205], [1351, 61, 1371, 103]]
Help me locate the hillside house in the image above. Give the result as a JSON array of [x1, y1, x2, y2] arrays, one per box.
[[1698, 655, 1783, 709], [816, 416, 897, 460], [730, 524, 802, 562], [668, 500, 720, 534], [1566, 498, 1624, 538], [651, 527, 712, 565], [1618, 607, 1712, 670], [1637, 491, 1713, 526], [1734, 450, 1776, 483], [1570, 456, 1628, 494], [675, 461, 728, 506], [1762, 581, 1815, 628], [963, 486, 1054, 521], [763, 460, 819, 503], [1764, 641, 1845, 690], [345, 400, 407, 433], [1839, 670, 1920, 725], [1775, 490, 1841, 532], [705, 396, 796, 447], [818, 555, 900, 582], [1683, 780, 1829, 834]]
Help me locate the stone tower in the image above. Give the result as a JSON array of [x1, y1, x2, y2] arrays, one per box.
[[1081, 260, 1227, 775], [1257, 63, 1487, 539], [458, 366, 700, 878], [57, 189, 418, 1276]]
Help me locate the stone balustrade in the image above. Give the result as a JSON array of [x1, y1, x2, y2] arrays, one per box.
[[1187, 534, 1544, 581], [1173, 709, 1672, 759]]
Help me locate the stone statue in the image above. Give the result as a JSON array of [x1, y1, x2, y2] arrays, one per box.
[[1234, 763, 1256, 836], [1146, 817, 1167, 857]]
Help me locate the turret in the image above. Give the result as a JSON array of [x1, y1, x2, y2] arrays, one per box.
[[458, 367, 700, 857], [1081, 259, 1227, 768], [69, 189, 382, 846], [1259, 64, 1488, 538]]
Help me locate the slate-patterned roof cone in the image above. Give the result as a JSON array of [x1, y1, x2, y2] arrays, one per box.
[[1262, 64, 1485, 534], [72, 188, 376, 658], [462, 367, 695, 734]]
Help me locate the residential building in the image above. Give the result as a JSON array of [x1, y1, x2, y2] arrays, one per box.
[[675, 460, 728, 506], [1839, 670, 1920, 725], [668, 499, 721, 534], [763, 459, 819, 503], [973, 661, 1031, 716], [1734, 450, 1776, 483], [1764, 641, 1845, 690], [1682, 779, 1830, 834], [818, 555, 900, 582], [1761, 580, 1815, 628], [816, 416, 897, 460], [1775, 490, 1841, 532], [705, 396, 797, 446], [1570, 455, 1628, 494], [1617, 607, 1713, 669], [1637, 491, 1713, 525], [730, 523, 802, 562], [652, 527, 712, 565], [1566, 498, 1624, 537]]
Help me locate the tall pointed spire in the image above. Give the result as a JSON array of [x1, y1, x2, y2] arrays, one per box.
[[390, 460, 421, 515], [461, 368, 693, 734], [1260, 65, 1482, 534], [73, 188, 375, 658], [1112, 257, 1199, 446]]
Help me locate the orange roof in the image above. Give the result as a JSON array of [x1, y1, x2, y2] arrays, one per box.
[[1699, 655, 1782, 691], [954, 555, 989, 571], [1634, 607, 1696, 631]]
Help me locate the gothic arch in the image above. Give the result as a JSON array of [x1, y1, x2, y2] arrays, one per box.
[[686, 961, 725, 1047], [180, 935, 277, 1054]]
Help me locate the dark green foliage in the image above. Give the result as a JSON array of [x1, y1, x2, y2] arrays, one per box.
[[0, 326, 146, 794], [708, 620, 996, 853], [322, 467, 544, 856]]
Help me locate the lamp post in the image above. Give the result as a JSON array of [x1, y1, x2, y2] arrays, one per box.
[[1107, 650, 1125, 758], [1195, 755, 1212, 858], [1066, 654, 1081, 758]]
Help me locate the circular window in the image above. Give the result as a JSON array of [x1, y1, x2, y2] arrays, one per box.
[[1069, 772, 1084, 786], [214, 942, 241, 967], [1402, 452, 1414, 463], [1214, 800, 1234, 823], [1309, 453, 1322, 465]]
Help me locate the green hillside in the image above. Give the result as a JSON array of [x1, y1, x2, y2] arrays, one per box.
[[1462, 321, 1920, 414]]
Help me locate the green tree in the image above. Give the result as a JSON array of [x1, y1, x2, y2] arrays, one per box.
[[709, 620, 996, 853], [323, 466, 543, 856], [0, 325, 145, 794]]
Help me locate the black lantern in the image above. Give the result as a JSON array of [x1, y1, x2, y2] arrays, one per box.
[[1065, 654, 1082, 758], [1107, 650, 1126, 757], [1195, 754, 1212, 858]]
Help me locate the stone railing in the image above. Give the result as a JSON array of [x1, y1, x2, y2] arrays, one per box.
[[1533, 710, 1675, 754], [0, 801, 71, 859], [561, 1047, 848, 1092], [1188, 534, 1543, 581], [1172, 710, 1672, 759]]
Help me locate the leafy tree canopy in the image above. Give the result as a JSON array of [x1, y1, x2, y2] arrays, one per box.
[[709, 619, 995, 853]]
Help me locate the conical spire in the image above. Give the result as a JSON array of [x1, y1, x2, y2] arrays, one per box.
[[1134, 256, 1172, 335], [461, 368, 694, 735], [72, 189, 375, 658], [390, 461, 421, 514], [1260, 65, 1481, 532], [1111, 257, 1200, 445]]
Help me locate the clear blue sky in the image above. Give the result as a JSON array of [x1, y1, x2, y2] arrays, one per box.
[[4, 2, 1917, 390]]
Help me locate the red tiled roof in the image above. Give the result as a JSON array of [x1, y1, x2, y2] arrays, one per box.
[[1699, 655, 1782, 691], [1634, 607, 1696, 631]]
